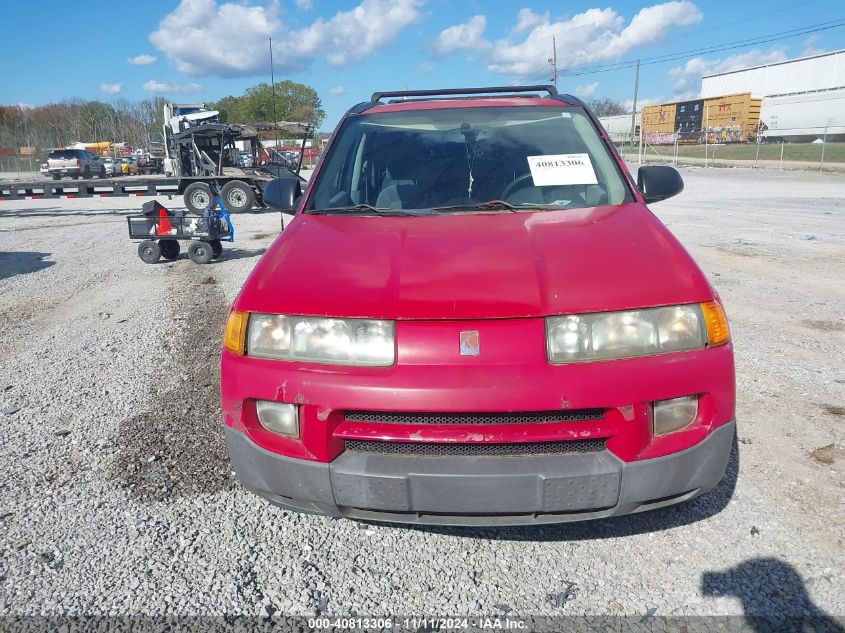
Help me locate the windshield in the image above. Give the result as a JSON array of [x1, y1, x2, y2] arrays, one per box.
[[306, 106, 632, 214]]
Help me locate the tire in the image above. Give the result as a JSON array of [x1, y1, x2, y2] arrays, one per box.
[[137, 240, 161, 264], [183, 182, 213, 214], [209, 240, 223, 259], [159, 239, 180, 261], [188, 241, 213, 264], [221, 180, 255, 213]]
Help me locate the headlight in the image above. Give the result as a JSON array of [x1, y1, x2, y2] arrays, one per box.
[[546, 304, 709, 363], [246, 314, 394, 366]]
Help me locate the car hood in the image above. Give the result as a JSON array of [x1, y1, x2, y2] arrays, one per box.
[[238, 203, 714, 320]]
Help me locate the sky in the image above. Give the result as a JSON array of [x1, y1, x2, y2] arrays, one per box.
[[1, 0, 843, 130]]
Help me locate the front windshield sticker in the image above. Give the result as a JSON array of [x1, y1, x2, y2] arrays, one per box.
[[526, 153, 598, 187]]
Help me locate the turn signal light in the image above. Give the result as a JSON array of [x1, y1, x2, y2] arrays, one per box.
[[224, 311, 248, 355], [700, 301, 730, 346]]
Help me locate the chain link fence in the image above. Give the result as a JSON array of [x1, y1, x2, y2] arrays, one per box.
[[615, 123, 844, 172], [0, 154, 48, 181]]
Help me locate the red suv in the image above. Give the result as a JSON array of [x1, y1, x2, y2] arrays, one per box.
[[221, 86, 735, 526]]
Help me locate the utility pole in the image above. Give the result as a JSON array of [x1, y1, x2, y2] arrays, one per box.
[[820, 117, 832, 171], [629, 59, 640, 149], [548, 36, 557, 88]]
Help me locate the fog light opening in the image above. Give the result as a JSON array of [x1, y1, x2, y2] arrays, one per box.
[[256, 401, 299, 438], [653, 395, 698, 436]]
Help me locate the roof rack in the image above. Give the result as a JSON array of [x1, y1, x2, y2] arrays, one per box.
[[370, 85, 558, 103]]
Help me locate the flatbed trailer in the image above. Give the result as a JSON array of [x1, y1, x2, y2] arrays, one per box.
[[0, 171, 296, 213]]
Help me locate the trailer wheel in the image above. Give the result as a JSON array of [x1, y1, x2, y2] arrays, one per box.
[[138, 240, 161, 264], [209, 240, 223, 259], [221, 180, 255, 213], [159, 239, 180, 261], [184, 182, 213, 213], [188, 241, 214, 264]]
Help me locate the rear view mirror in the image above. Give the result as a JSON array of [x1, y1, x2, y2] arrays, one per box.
[[262, 177, 301, 213], [637, 166, 684, 204]]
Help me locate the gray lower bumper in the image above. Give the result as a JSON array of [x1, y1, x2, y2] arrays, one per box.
[[225, 421, 735, 526]]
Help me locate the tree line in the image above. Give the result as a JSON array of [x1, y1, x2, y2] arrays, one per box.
[[0, 98, 168, 155], [0, 80, 324, 155]]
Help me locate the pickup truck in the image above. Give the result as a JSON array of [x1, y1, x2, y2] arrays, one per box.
[[47, 149, 106, 180]]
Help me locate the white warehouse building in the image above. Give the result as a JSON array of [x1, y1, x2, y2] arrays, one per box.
[[701, 49, 845, 142]]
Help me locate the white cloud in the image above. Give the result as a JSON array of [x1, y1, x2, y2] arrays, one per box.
[[574, 82, 598, 97], [292, 0, 423, 66], [433, 14, 488, 56], [622, 95, 667, 112], [329, 86, 346, 96], [128, 54, 157, 65], [668, 48, 787, 94], [150, 0, 279, 76], [99, 83, 123, 95], [800, 34, 824, 57], [150, 0, 422, 76], [434, 2, 702, 78], [419, 60, 435, 73], [511, 8, 548, 36], [294, 0, 312, 8], [142, 80, 202, 94]]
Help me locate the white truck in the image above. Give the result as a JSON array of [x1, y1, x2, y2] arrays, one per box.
[[46, 148, 106, 180]]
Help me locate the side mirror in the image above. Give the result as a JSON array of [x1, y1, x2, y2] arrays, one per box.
[[637, 166, 684, 204], [262, 177, 302, 213]]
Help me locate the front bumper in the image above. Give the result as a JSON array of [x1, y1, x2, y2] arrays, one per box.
[[225, 420, 735, 526]]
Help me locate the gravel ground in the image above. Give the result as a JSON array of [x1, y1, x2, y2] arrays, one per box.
[[0, 168, 843, 629]]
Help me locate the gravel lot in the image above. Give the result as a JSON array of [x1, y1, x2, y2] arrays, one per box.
[[0, 167, 843, 629]]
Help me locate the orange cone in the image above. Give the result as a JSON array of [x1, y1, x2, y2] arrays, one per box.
[[156, 209, 172, 235]]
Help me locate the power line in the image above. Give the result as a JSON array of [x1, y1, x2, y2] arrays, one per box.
[[518, 18, 844, 86], [656, 0, 818, 43], [550, 19, 845, 81], [515, 0, 823, 84]]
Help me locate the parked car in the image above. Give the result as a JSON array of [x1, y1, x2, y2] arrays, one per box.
[[237, 151, 254, 168], [46, 148, 105, 180], [102, 157, 117, 177], [221, 86, 735, 526], [118, 156, 139, 176], [39, 162, 49, 178]]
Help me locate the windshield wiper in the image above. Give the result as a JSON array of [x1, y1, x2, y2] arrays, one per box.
[[434, 199, 575, 213], [308, 204, 422, 216], [433, 200, 521, 213]]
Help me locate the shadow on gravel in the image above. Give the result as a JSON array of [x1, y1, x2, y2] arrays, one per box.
[[108, 266, 236, 502], [213, 247, 267, 262], [702, 558, 845, 633], [389, 431, 740, 541], [0, 251, 54, 281], [126, 247, 267, 265]]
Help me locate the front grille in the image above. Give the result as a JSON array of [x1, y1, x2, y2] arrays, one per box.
[[343, 409, 605, 425], [344, 439, 607, 457]]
